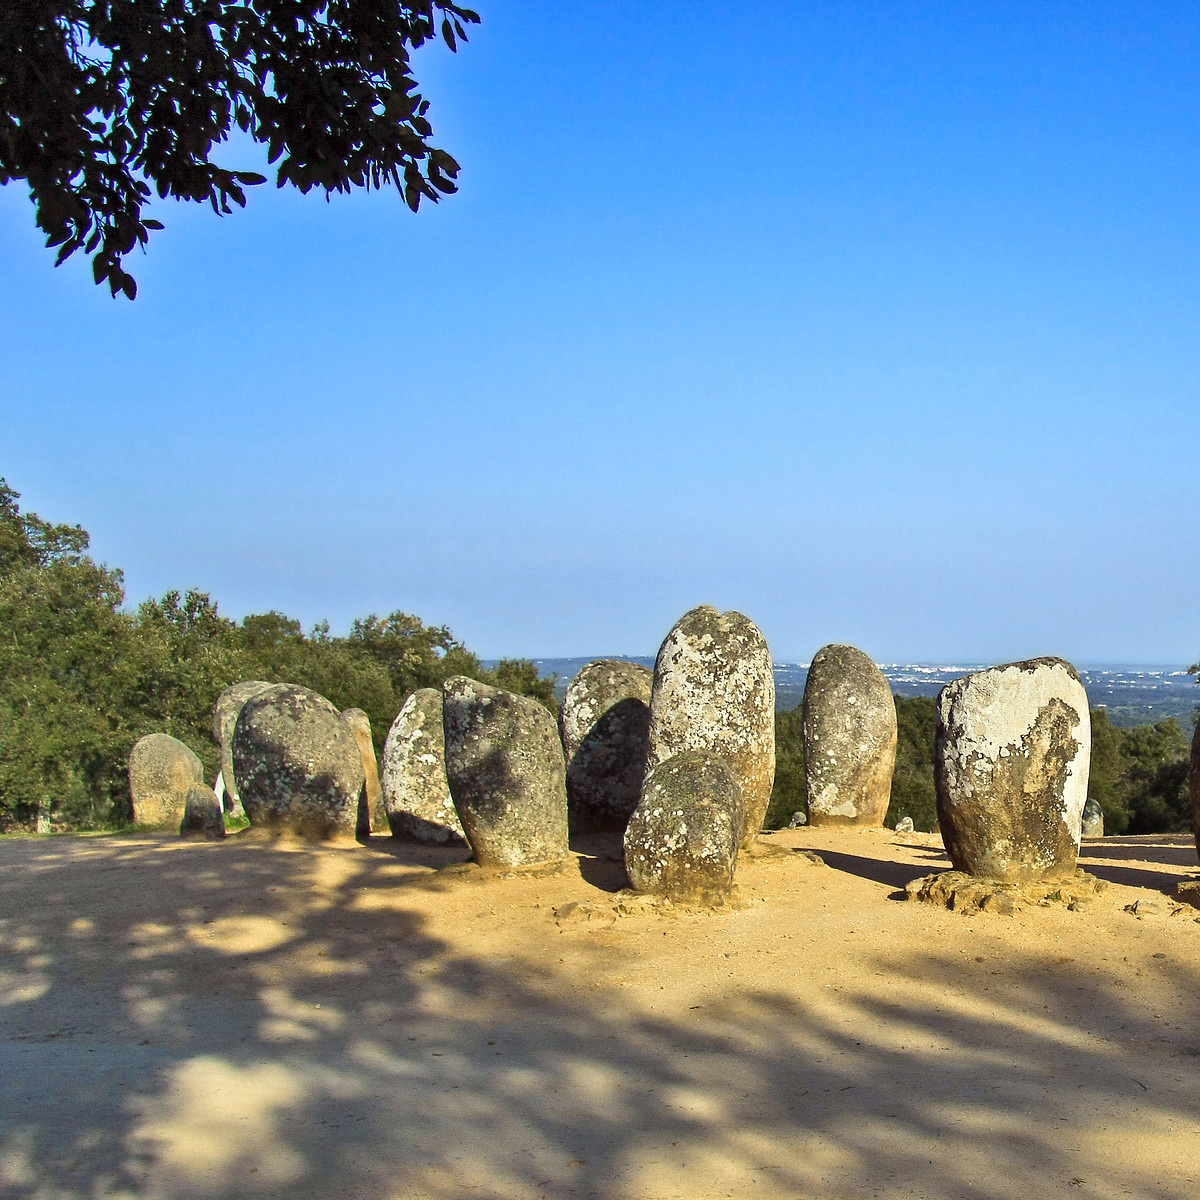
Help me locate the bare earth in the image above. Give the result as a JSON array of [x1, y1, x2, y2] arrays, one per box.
[[1, 826, 1198, 1200]]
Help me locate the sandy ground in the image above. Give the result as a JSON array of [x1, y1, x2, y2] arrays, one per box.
[[1, 825, 1199, 1200]]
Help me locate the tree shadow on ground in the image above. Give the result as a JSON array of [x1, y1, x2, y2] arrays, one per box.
[[1, 834, 1198, 1200]]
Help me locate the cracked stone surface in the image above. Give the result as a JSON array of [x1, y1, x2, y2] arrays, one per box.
[[802, 643, 897, 827], [129, 733, 203, 829], [646, 606, 775, 848], [624, 751, 743, 905], [935, 657, 1090, 883], [560, 659, 652, 832], [232, 684, 365, 840], [381, 688, 464, 843], [442, 676, 568, 869]]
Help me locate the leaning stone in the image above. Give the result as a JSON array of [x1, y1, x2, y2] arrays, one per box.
[[624, 751, 743, 905], [179, 784, 225, 840], [802, 644, 897, 827], [560, 659, 652, 830], [381, 689, 464, 843], [342, 708, 383, 835], [213, 681, 273, 816], [232, 684, 365, 839], [647, 605, 775, 848], [129, 733, 204, 829], [935, 657, 1090, 883], [1081, 797, 1104, 838], [442, 676, 568, 868]]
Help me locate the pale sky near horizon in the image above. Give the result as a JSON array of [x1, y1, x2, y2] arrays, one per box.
[[3, 1, 1200, 665]]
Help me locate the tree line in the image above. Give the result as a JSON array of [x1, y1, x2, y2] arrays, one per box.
[[2, 479, 1193, 836], [0, 480, 551, 830]]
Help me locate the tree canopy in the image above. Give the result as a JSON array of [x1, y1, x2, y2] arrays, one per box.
[[1, 0, 479, 298]]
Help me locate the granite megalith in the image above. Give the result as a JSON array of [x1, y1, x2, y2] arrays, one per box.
[[935, 657, 1091, 883], [1081, 797, 1104, 839], [129, 733, 204, 829], [381, 688, 464, 842], [802, 644, 897, 827], [342, 707, 383, 835], [232, 684, 365, 839], [179, 783, 226, 840], [213, 681, 273, 815], [560, 659, 653, 831], [624, 751, 743, 904], [646, 605, 775, 848], [442, 676, 569, 868]]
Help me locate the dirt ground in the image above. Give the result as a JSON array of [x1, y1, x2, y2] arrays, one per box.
[[1, 824, 1198, 1200]]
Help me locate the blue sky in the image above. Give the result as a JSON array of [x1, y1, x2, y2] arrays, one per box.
[[3, 0, 1200, 664]]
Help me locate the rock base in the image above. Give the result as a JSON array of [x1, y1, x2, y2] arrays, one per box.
[[1175, 880, 1200, 909], [905, 869, 1107, 915]]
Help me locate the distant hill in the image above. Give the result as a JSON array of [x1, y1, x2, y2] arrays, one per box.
[[488, 657, 1199, 730]]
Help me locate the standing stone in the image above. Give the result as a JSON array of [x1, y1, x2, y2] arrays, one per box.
[[442, 676, 569, 868], [213, 681, 273, 815], [381, 689, 464, 842], [802, 644, 897, 827], [129, 733, 204, 829], [180, 784, 226, 840], [560, 660, 653, 831], [342, 708, 383, 835], [232, 684, 365, 839], [1081, 797, 1104, 839], [646, 605, 775, 848], [935, 657, 1091, 883], [624, 752, 743, 904]]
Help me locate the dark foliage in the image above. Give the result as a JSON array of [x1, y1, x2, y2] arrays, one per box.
[[1, 0, 478, 297]]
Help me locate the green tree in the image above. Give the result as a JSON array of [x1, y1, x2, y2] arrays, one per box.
[[1, 0, 479, 297], [886, 695, 938, 832], [765, 706, 805, 829]]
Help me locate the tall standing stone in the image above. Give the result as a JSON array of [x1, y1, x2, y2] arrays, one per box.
[[646, 605, 775, 848], [935, 657, 1091, 883], [560, 660, 653, 831], [802, 644, 897, 827], [381, 688, 464, 842], [232, 684, 365, 839], [129, 733, 204, 829], [624, 752, 743, 904], [442, 676, 569, 868], [213, 681, 273, 815], [342, 708, 383, 835]]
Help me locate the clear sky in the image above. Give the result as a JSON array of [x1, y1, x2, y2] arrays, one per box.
[[3, 1, 1200, 664]]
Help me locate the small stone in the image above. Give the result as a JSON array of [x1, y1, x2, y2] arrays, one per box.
[[342, 708, 383, 835], [129, 733, 204, 829], [179, 784, 225, 840], [894, 816, 915, 834], [802, 644, 897, 827], [560, 660, 652, 831], [232, 684, 365, 839], [1081, 797, 1104, 838], [624, 751, 743, 905], [935, 657, 1090, 883], [213, 681, 274, 816], [1176, 880, 1200, 910], [1124, 899, 1164, 918], [787, 810, 807, 828], [442, 677, 569, 869], [647, 605, 775, 848], [380, 689, 464, 843]]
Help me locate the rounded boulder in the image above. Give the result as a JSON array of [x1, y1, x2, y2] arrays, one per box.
[[647, 605, 775, 848], [935, 657, 1090, 883], [624, 752, 743, 904], [560, 659, 652, 831], [802, 644, 897, 827], [442, 676, 568, 868], [232, 684, 365, 839], [213, 681, 273, 815], [129, 733, 204, 829], [381, 688, 464, 843], [179, 783, 226, 840]]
